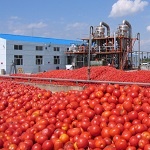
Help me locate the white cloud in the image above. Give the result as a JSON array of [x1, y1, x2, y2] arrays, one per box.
[[109, 0, 149, 17], [10, 16, 20, 20], [66, 22, 88, 31], [27, 22, 47, 29], [147, 26, 150, 31], [12, 29, 25, 35]]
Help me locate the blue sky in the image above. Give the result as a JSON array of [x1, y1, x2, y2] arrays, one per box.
[[0, 0, 149, 52]]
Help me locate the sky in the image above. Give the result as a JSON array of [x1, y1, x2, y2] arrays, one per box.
[[0, 0, 150, 52]]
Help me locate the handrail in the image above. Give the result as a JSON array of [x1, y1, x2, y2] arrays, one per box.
[[0, 75, 150, 87]]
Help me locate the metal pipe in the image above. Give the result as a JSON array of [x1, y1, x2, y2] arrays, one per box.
[[122, 20, 132, 38], [0, 75, 150, 87], [114, 32, 116, 50], [100, 22, 110, 37], [137, 33, 140, 70], [88, 26, 93, 80]]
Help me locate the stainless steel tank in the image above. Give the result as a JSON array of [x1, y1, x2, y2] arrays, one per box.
[[94, 26, 105, 37], [118, 24, 129, 37]]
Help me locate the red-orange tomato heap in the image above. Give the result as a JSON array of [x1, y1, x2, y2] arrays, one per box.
[[0, 81, 150, 149], [9, 66, 150, 86]]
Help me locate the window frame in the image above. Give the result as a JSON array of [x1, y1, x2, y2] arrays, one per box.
[[54, 56, 60, 64], [36, 46, 43, 51], [36, 55, 43, 65], [14, 45, 23, 50], [14, 55, 23, 65], [54, 47, 60, 51]]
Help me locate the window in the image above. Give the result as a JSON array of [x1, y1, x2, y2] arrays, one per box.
[[54, 47, 60, 51], [14, 55, 23, 65], [36, 46, 43, 51], [14, 45, 23, 50], [54, 56, 60, 64], [36, 55, 43, 65]]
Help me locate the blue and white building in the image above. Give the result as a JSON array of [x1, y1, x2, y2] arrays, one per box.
[[0, 34, 81, 74]]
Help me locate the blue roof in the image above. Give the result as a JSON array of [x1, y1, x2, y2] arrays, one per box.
[[0, 34, 82, 45]]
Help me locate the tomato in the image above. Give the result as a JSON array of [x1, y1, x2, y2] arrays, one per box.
[[87, 125, 101, 137], [128, 111, 138, 121], [144, 144, 150, 150], [121, 129, 132, 141], [101, 127, 111, 138], [42, 140, 54, 150], [53, 139, 63, 150], [64, 141, 74, 149], [17, 142, 31, 150], [31, 143, 42, 150], [67, 128, 81, 137], [109, 127, 121, 137], [115, 138, 128, 150], [112, 89, 121, 98], [95, 138, 106, 149], [123, 101, 133, 112], [59, 133, 69, 144], [138, 138, 149, 149], [129, 136, 139, 147], [126, 146, 136, 150], [141, 131, 150, 141], [95, 90, 104, 99], [108, 95, 118, 104], [106, 85, 115, 94], [35, 133, 48, 145], [76, 137, 89, 149]]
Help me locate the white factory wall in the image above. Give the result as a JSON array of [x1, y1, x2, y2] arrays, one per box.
[[0, 38, 6, 74], [0, 39, 68, 74]]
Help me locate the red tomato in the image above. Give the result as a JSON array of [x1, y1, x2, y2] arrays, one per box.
[[144, 144, 150, 150], [129, 136, 139, 147], [115, 138, 128, 150], [106, 85, 115, 94], [126, 146, 136, 150], [87, 125, 101, 137], [76, 137, 89, 149], [128, 111, 138, 121], [42, 140, 54, 150], [123, 101, 133, 112], [95, 138, 106, 149], [32, 143, 42, 150], [53, 139, 63, 150], [67, 128, 81, 137], [101, 127, 111, 138], [121, 129, 132, 141], [112, 89, 121, 98]]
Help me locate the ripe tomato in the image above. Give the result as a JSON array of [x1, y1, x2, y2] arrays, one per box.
[[115, 138, 128, 150], [59, 133, 69, 144], [32, 143, 42, 150], [42, 140, 54, 150], [87, 125, 101, 137], [76, 137, 89, 149], [106, 85, 115, 94]]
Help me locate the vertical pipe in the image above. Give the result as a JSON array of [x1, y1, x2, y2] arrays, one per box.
[[137, 33, 140, 70], [114, 32, 116, 50], [88, 26, 93, 80]]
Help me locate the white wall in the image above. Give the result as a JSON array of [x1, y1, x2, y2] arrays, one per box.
[[4, 40, 68, 74], [0, 38, 6, 74]]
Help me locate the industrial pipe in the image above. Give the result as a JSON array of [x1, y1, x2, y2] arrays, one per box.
[[100, 22, 110, 37], [88, 26, 93, 80], [122, 20, 132, 38], [137, 33, 141, 70]]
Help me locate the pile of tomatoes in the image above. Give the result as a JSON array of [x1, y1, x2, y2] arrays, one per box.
[[12, 66, 150, 83], [0, 81, 150, 149]]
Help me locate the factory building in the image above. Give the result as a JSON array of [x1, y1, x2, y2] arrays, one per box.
[[0, 34, 81, 75]]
